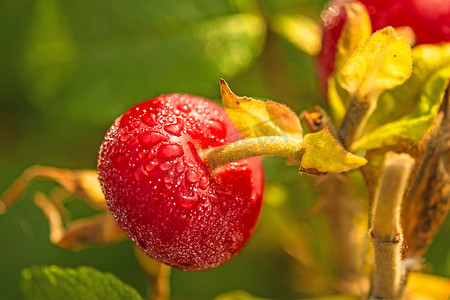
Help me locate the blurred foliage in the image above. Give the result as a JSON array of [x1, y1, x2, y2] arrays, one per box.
[[21, 265, 143, 300], [0, 0, 449, 300]]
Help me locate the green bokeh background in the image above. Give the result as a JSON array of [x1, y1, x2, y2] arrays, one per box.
[[1, 0, 448, 299]]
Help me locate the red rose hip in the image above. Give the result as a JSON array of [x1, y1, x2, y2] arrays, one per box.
[[97, 94, 264, 271]]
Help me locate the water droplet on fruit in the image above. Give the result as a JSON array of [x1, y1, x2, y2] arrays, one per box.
[[120, 134, 132, 143], [185, 169, 201, 183], [178, 193, 199, 210], [133, 165, 149, 182], [176, 174, 183, 186], [160, 161, 173, 171], [210, 194, 219, 204], [139, 131, 168, 146], [164, 170, 176, 183], [176, 161, 185, 173], [183, 157, 194, 167], [130, 119, 141, 128], [137, 239, 147, 250], [207, 119, 226, 139], [164, 119, 184, 136], [144, 159, 158, 173], [198, 175, 209, 189], [177, 104, 191, 113], [158, 144, 184, 160], [142, 114, 157, 126], [138, 150, 146, 159]]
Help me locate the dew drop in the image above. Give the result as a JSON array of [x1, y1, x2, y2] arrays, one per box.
[[177, 104, 191, 113], [207, 119, 226, 139], [198, 175, 210, 189], [137, 239, 147, 250], [176, 161, 185, 173], [185, 169, 201, 183], [142, 114, 157, 126], [120, 133, 132, 143], [183, 156, 195, 167], [158, 144, 184, 160], [210, 194, 220, 204], [133, 165, 149, 182], [138, 150, 146, 159], [164, 119, 184, 136], [144, 159, 158, 173], [164, 170, 176, 183], [178, 193, 199, 210], [139, 131, 169, 146], [176, 175, 183, 186], [130, 119, 141, 128], [160, 160, 173, 171]]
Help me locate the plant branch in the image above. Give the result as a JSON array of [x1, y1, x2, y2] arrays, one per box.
[[338, 96, 375, 150], [369, 152, 415, 300], [150, 263, 171, 300], [134, 248, 171, 300], [201, 136, 303, 170]]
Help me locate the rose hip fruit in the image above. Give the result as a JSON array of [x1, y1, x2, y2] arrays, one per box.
[[97, 94, 264, 271], [317, 0, 450, 92]]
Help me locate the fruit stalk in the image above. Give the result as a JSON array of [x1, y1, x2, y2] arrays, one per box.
[[369, 152, 415, 300], [201, 136, 303, 170]]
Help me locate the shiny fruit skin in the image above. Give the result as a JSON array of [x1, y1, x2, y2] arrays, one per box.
[[97, 94, 264, 271]]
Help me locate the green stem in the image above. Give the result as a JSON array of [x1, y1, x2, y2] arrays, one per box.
[[201, 136, 303, 170]]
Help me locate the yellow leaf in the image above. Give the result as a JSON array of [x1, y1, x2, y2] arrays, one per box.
[[300, 129, 367, 174], [337, 27, 412, 103], [406, 272, 450, 300], [335, 1, 372, 72], [220, 79, 303, 141]]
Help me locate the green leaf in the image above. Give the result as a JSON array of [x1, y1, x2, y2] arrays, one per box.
[[354, 44, 450, 150], [214, 290, 270, 300], [337, 27, 412, 103], [334, 1, 372, 73], [270, 14, 322, 55], [220, 79, 303, 141], [20, 265, 143, 300], [300, 129, 367, 174]]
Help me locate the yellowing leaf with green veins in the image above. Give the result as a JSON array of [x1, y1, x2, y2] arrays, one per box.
[[300, 129, 367, 174], [220, 79, 303, 141], [354, 58, 450, 150], [335, 1, 372, 73], [366, 43, 450, 130], [271, 14, 322, 55], [337, 27, 412, 103]]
